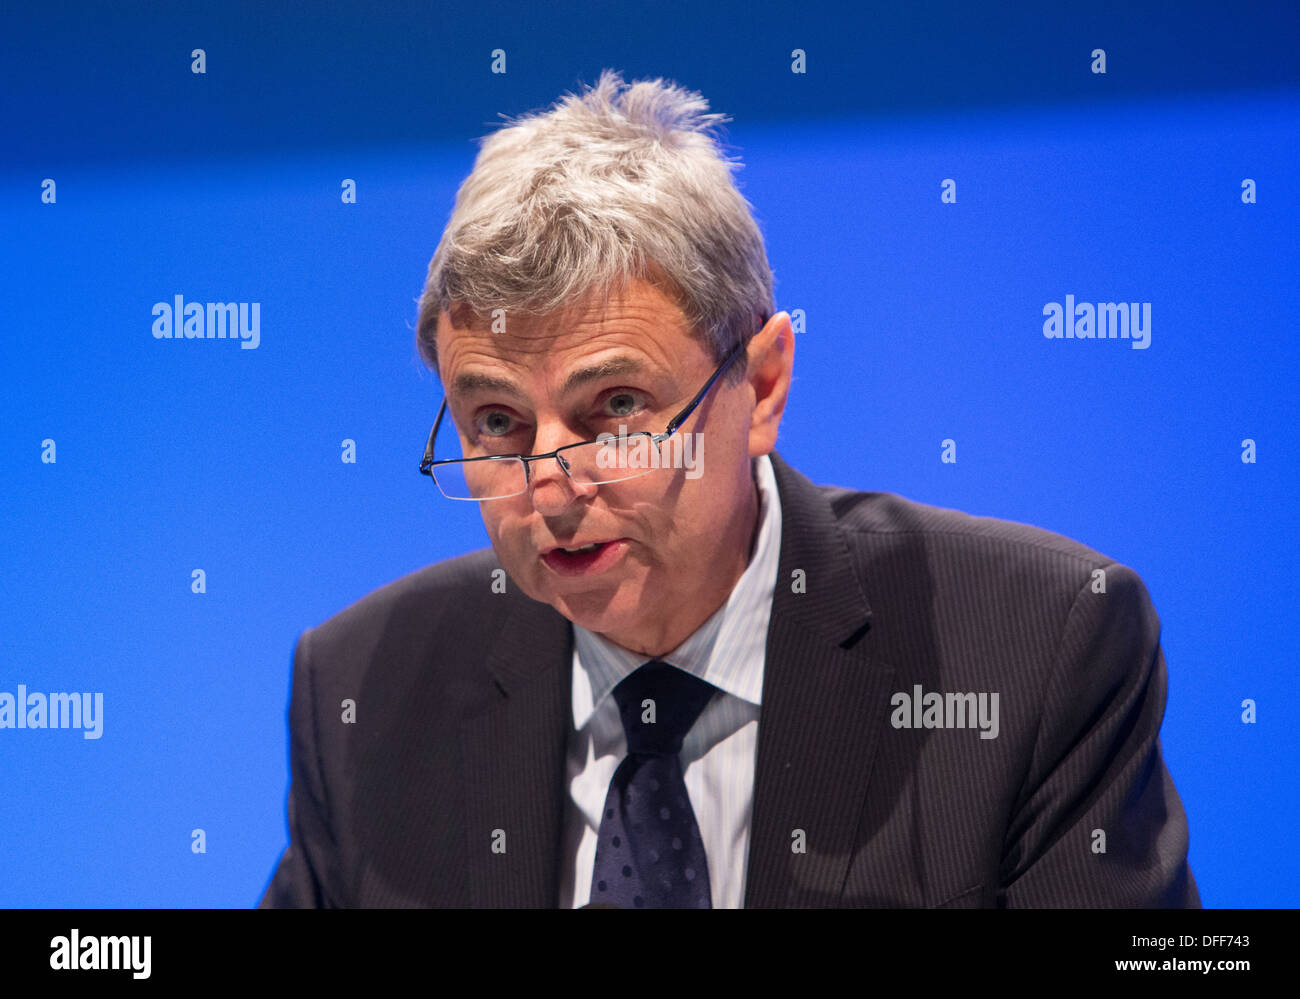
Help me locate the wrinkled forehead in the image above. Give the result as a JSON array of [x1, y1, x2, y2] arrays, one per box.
[[434, 278, 698, 386]]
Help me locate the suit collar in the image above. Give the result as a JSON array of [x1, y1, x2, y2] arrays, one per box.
[[764, 450, 874, 644], [460, 589, 572, 907], [744, 451, 892, 906]]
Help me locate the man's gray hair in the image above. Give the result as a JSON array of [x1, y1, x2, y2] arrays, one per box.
[[415, 68, 775, 386]]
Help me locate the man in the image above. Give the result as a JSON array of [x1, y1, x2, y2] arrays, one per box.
[[259, 69, 1199, 908]]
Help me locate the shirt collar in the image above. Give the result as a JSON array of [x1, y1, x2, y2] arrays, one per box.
[[571, 452, 783, 729]]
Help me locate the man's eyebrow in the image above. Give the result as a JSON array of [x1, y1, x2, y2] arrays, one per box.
[[559, 355, 650, 396], [450, 370, 521, 398], [449, 355, 654, 401]]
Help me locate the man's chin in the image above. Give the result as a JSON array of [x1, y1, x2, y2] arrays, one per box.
[[549, 592, 627, 628], [510, 557, 653, 634], [544, 589, 645, 638]]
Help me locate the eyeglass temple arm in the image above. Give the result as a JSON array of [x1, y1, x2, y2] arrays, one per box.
[[420, 397, 448, 473], [663, 336, 749, 437]]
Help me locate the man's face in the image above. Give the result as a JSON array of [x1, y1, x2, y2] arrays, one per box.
[[435, 278, 784, 658]]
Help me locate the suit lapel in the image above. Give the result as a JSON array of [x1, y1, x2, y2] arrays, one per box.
[[460, 589, 572, 907], [744, 452, 894, 906]]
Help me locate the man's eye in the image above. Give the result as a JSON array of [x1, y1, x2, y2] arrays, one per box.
[[474, 391, 646, 440], [605, 391, 645, 419], [477, 411, 515, 437]]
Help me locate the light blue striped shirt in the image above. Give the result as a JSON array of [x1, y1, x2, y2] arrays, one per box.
[[558, 453, 783, 908]]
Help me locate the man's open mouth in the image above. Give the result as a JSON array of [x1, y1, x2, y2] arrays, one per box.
[[551, 542, 605, 554], [541, 539, 627, 575]]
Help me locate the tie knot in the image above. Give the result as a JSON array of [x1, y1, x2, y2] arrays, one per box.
[[611, 660, 717, 756]]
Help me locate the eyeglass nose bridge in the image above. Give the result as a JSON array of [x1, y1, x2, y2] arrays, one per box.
[[520, 445, 579, 492]]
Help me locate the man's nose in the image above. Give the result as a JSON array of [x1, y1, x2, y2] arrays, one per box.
[[526, 422, 598, 514]]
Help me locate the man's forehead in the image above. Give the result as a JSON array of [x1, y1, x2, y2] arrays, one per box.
[[436, 301, 699, 395], [448, 352, 655, 400], [438, 274, 688, 345]]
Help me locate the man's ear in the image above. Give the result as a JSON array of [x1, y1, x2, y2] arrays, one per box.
[[747, 312, 794, 458]]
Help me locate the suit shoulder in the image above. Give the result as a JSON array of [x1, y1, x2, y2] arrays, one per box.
[[301, 547, 507, 675], [811, 484, 1162, 694], [820, 485, 1125, 584]]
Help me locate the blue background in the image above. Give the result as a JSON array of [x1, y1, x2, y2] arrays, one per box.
[[1, 0, 1296, 907]]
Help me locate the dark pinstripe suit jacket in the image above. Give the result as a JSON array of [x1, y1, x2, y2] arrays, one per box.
[[259, 449, 1199, 908]]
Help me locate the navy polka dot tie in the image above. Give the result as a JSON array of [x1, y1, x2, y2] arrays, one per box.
[[589, 660, 718, 909]]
